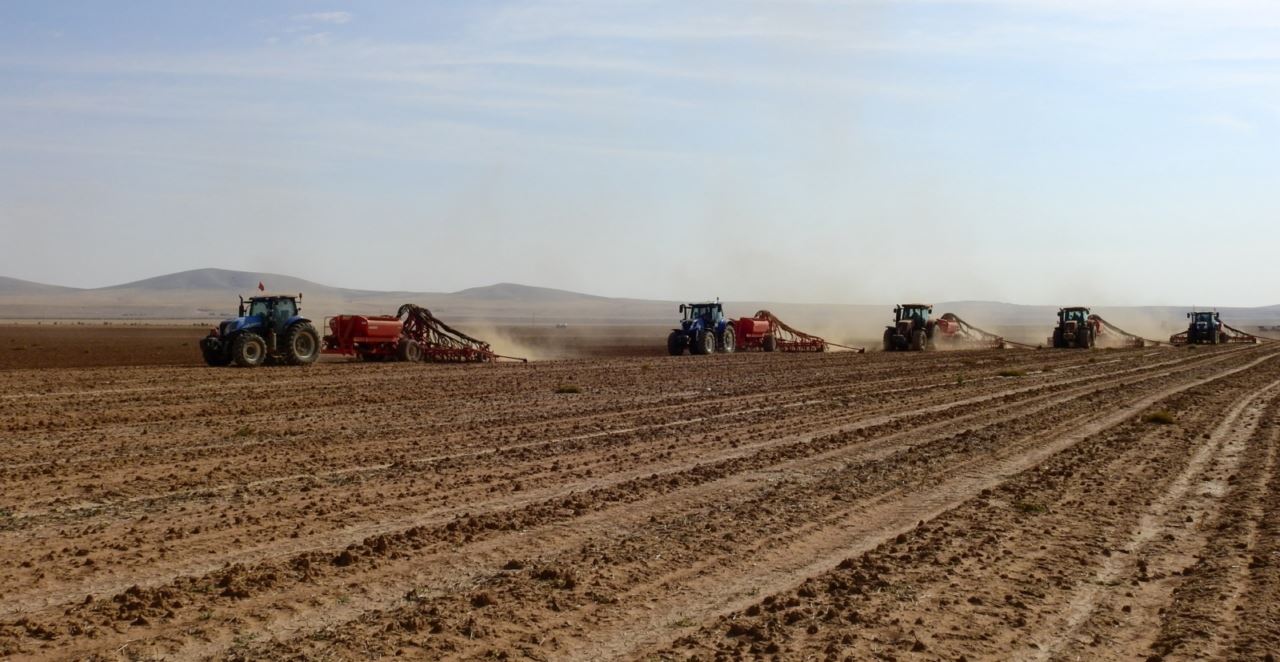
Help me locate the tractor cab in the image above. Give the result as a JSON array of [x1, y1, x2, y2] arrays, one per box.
[[201, 294, 320, 368], [1059, 307, 1090, 324], [894, 304, 932, 324], [1189, 311, 1219, 327], [241, 295, 300, 331], [680, 302, 725, 330]]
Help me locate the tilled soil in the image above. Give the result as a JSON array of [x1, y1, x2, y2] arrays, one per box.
[[1, 345, 1278, 660]]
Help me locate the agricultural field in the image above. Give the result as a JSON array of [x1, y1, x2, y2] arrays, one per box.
[[2, 344, 1279, 660]]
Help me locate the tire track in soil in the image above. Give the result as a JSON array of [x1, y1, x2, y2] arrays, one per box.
[[180, 351, 1226, 660], [558, 351, 1279, 661], [0, 347, 1221, 517], [0, 347, 1237, 628], [0, 345, 1198, 589], [1032, 372, 1280, 661], [1141, 394, 1280, 660], [647, 348, 1280, 662], [0, 348, 1101, 478], [0, 347, 1263, 660], [177, 348, 1269, 655]]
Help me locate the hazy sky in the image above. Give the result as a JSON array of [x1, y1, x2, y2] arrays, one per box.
[[1, 1, 1277, 305]]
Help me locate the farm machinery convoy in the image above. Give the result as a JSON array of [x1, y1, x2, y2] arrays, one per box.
[[201, 291, 1268, 368]]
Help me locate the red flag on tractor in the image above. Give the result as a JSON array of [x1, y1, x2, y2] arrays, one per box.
[[258, 281, 265, 292]]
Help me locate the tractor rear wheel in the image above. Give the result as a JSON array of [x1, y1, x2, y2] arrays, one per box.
[[1052, 328, 1065, 349], [667, 331, 685, 356], [720, 326, 736, 353], [763, 334, 777, 352], [397, 339, 423, 362], [231, 333, 267, 367], [283, 323, 320, 365], [882, 328, 894, 352]]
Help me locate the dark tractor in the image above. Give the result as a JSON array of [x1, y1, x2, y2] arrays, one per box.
[[1183, 311, 1227, 345], [883, 303, 935, 351], [1052, 306, 1098, 349], [200, 294, 321, 367], [667, 301, 735, 356]]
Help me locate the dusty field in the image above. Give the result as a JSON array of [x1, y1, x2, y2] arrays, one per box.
[[2, 345, 1279, 660], [0, 324, 672, 370]]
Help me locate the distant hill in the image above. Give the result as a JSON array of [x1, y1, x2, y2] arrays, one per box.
[[0, 276, 77, 295], [452, 282, 609, 302], [96, 268, 368, 296]]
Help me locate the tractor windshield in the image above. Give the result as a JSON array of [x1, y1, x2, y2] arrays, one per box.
[[900, 307, 929, 322], [247, 298, 297, 319], [1063, 309, 1086, 322], [685, 305, 718, 322]]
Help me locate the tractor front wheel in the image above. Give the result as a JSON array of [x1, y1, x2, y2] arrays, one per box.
[[910, 328, 927, 351], [667, 331, 685, 356], [720, 326, 736, 353], [283, 323, 321, 365], [693, 330, 714, 355], [1077, 328, 1094, 349], [231, 333, 268, 368], [201, 341, 231, 367]]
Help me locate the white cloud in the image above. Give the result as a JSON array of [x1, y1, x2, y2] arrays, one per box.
[[294, 11, 353, 25]]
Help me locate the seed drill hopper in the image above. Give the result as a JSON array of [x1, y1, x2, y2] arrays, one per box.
[[747, 310, 865, 353], [323, 304, 527, 363]]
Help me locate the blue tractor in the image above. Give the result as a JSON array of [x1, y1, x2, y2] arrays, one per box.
[[1177, 311, 1228, 345], [200, 294, 321, 367], [667, 301, 735, 356]]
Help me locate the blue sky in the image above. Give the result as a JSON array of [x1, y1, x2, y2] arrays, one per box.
[[0, 1, 1277, 305]]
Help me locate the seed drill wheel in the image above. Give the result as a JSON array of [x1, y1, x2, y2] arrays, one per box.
[[397, 339, 424, 362]]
